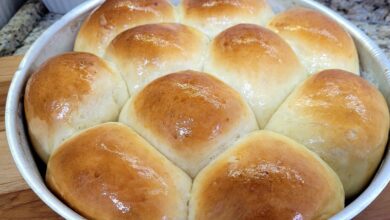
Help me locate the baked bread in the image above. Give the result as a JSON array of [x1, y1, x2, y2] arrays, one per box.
[[21, 1, 389, 219], [46, 122, 191, 219], [105, 23, 208, 94], [265, 69, 389, 198], [74, 0, 176, 56], [24, 52, 128, 162], [204, 24, 307, 128], [189, 131, 344, 220], [119, 70, 258, 177], [179, 0, 274, 37], [268, 7, 359, 75]]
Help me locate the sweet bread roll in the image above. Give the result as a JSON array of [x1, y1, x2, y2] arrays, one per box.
[[46, 122, 191, 219], [119, 70, 258, 177], [268, 7, 359, 75], [105, 23, 208, 94], [178, 0, 274, 37], [74, 0, 176, 56], [204, 24, 307, 128], [24, 52, 128, 162], [265, 69, 389, 198], [189, 131, 344, 220]]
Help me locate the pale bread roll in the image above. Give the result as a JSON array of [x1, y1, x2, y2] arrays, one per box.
[[268, 7, 359, 75], [204, 24, 307, 128], [190, 130, 344, 220], [105, 23, 209, 94], [46, 122, 191, 220], [74, 0, 176, 56], [265, 69, 389, 198], [178, 0, 274, 37], [24, 52, 128, 162], [119, 70, 258, 177]]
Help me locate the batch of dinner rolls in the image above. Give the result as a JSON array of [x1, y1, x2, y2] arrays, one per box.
[[24, 0, 389, 219]]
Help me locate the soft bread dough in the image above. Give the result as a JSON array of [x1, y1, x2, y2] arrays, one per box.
[[179, 0, 274, 37], [205, 24, 307, 128], [104, 23, 208, 94], [46, 122, 191, 219], [268, 7, 359, 75], [119, 70, 258, 177], [74, 0, 176, 56], [24, 52, 129, 162], [265, 69, 389, 198], [190, 130, 344, 220]]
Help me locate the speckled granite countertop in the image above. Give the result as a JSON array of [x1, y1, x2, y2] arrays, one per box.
[[0, 0, 389, 58], [317, 0, 390, 58], [13, 13, 62, 55], [0, 0, 46, 56]]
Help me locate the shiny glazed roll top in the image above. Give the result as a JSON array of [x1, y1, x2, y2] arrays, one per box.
[[46, 123, 191, 219], [24, 52, 129, 162], [265, 69, 389, 198], [179, 0, 274, 37], [189, 131, 344, 220], [74, 0, 176, 56], [268, 7, 359, 75], [105, 23, 209, 94], [205, 24, 307, 128], [119, 70, 258, 177]]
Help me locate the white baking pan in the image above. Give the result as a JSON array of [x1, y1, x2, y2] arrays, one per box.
[[5, 0, 390, 219]]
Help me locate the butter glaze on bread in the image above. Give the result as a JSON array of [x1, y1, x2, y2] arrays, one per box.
[[119, 70, 258, 177], [74, 0, 176, 56], [179, 0, 274, 37], [265, 69, 389, 198], [205, 24, 307, 128], [105, 23, 208, 94], [46, 122, 191, 219], [24, 52, 128, 162], [268, 7, 359, 75], [20, 1, 388, 218], [190, 131, 344, 220]]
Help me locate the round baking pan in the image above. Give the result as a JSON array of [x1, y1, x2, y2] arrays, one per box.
[[5, 0, 390, 219]]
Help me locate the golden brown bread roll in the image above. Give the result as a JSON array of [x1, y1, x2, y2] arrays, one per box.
[[46, 122, 191, 220], [268, 7, 359, 75], [74, 0, 176, 56], [105, 23, 208, 94], [204, 24, 307, 128], [265, 69, 389, 198], [25, 1, 390, 218], [119, 70, 258, 177], [24, 52, 128, 162], [189, 130, 344, 220], [178, 0, 274, 37]]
